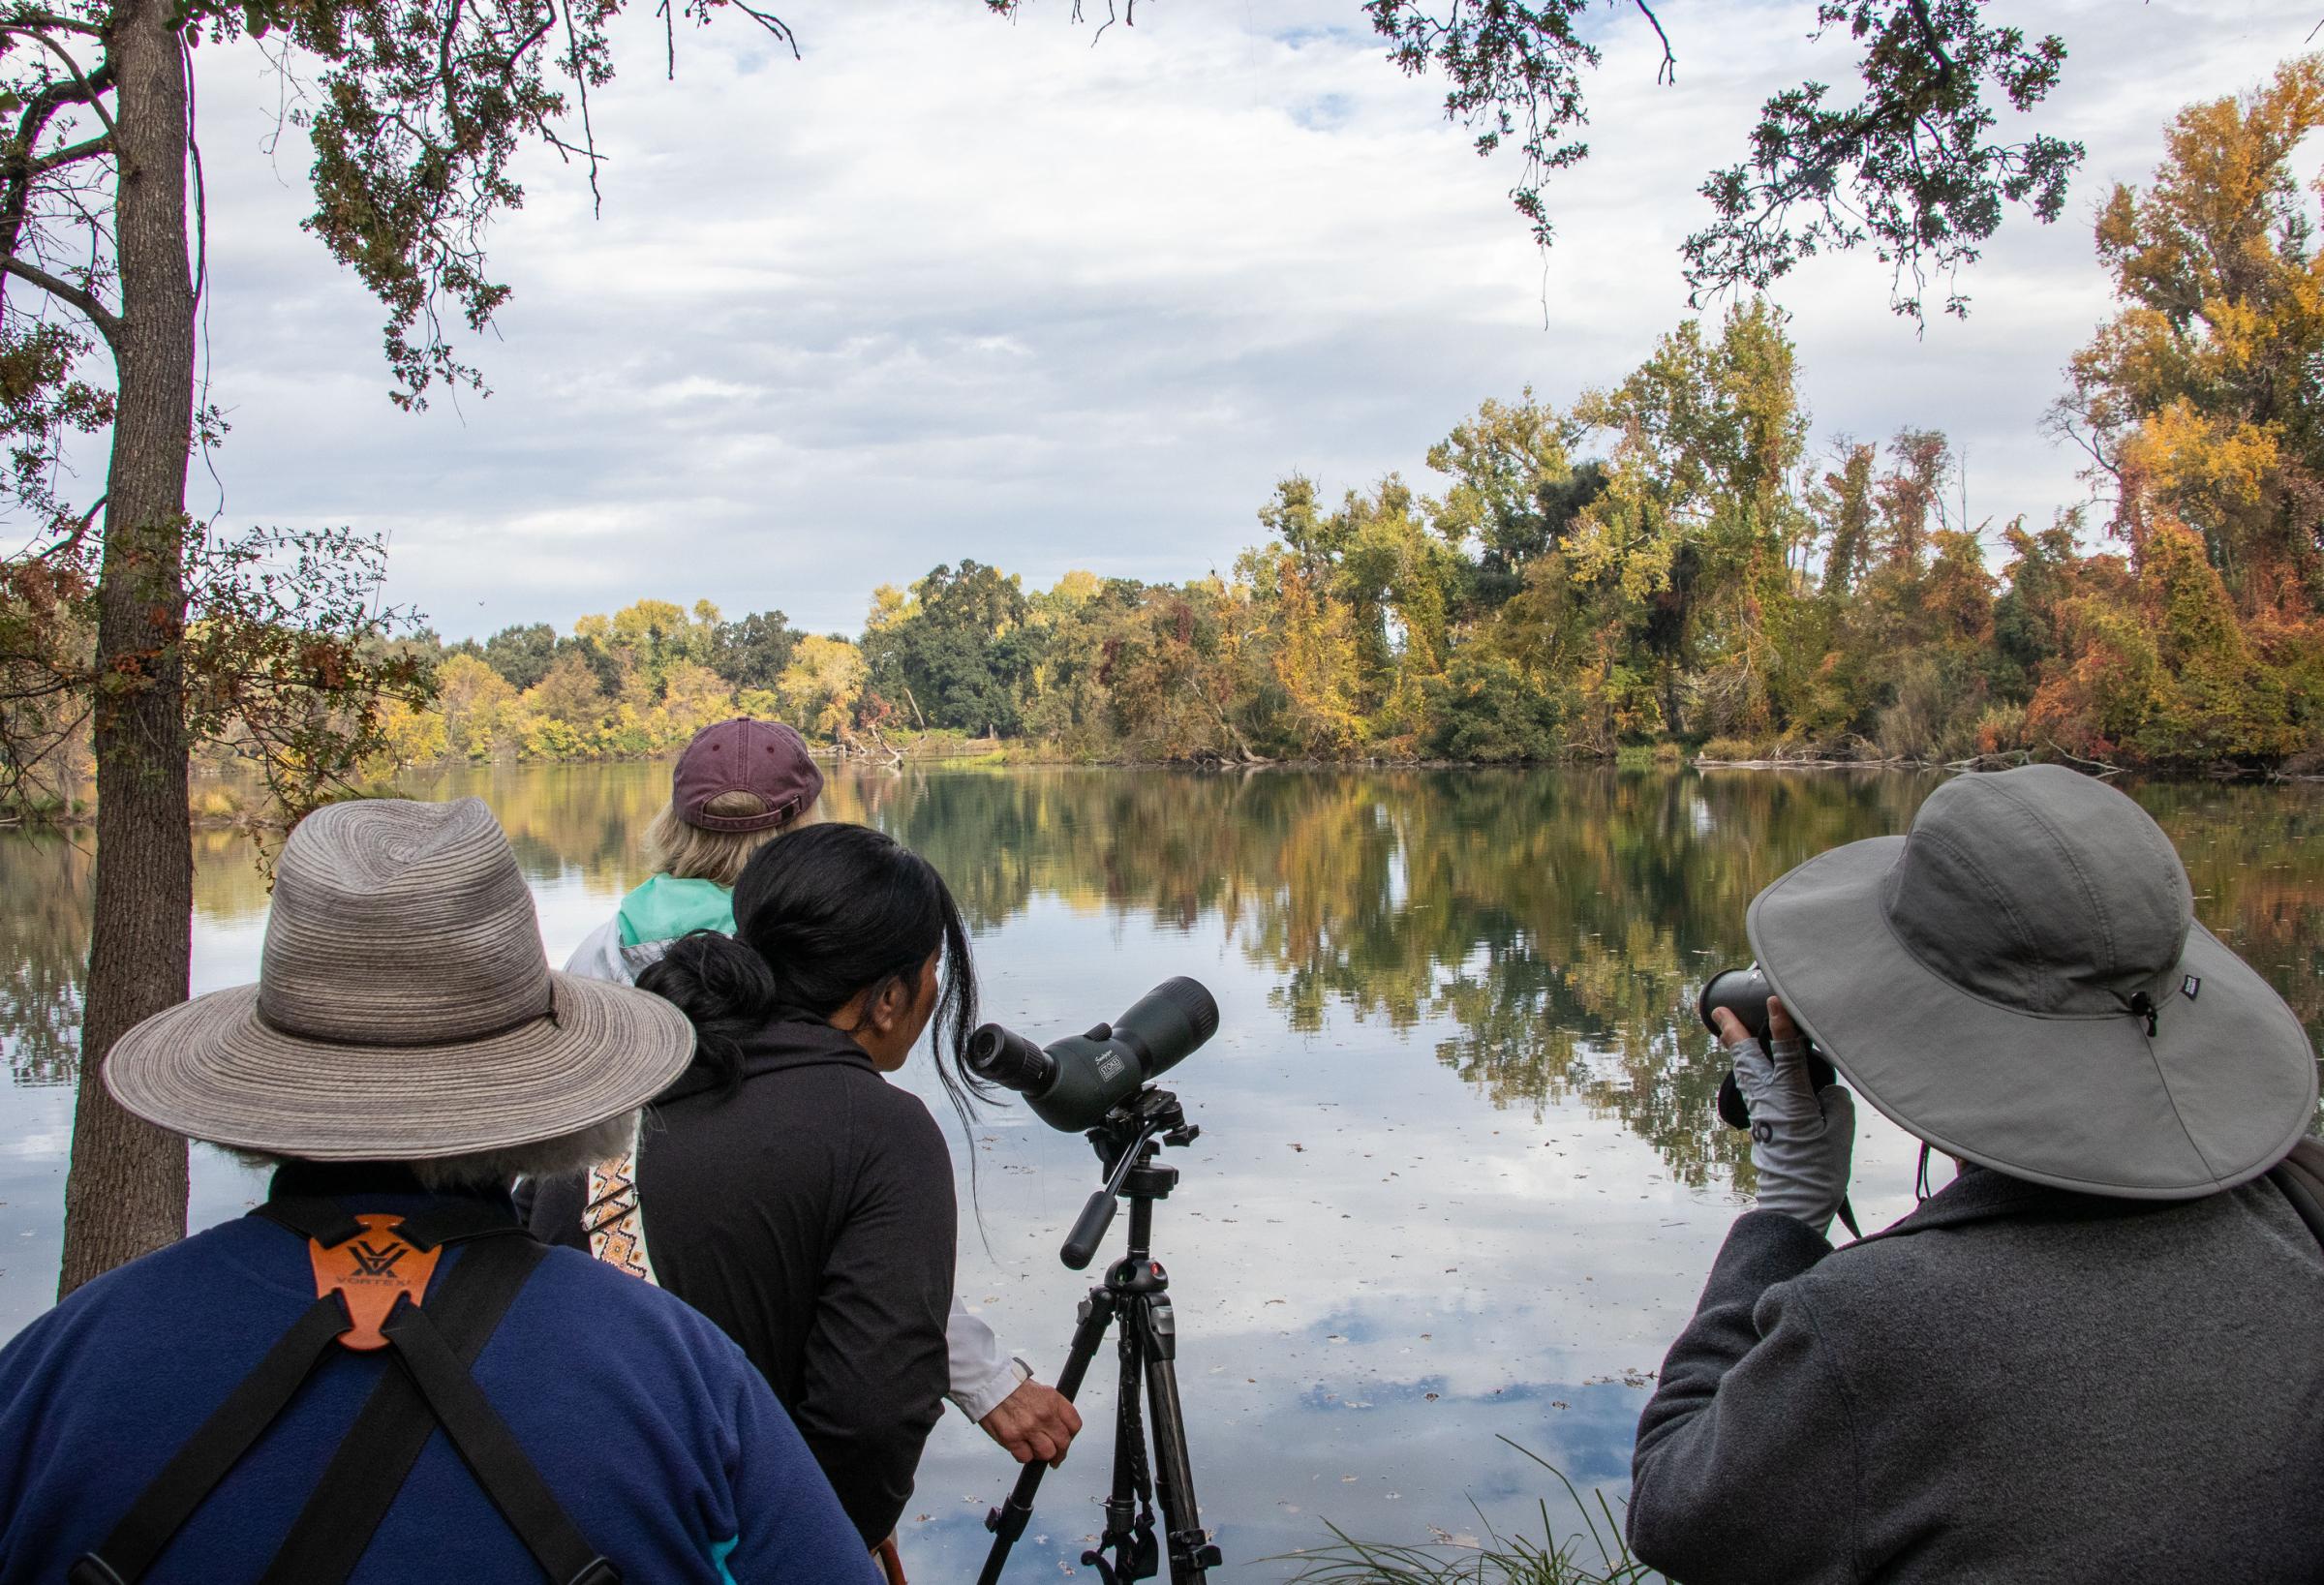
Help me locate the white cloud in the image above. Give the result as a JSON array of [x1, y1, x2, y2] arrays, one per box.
[[178, 0, 2324, 637]]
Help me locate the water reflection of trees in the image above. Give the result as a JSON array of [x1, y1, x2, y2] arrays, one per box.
[[866, 768, 1938, 1186], [2, 767, 2314, 1185], [861, 767, 2324, 1188], [0, 831, 92, 1084]]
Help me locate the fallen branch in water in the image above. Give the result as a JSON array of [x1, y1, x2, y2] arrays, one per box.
[[2043, 739, 2124, 777]]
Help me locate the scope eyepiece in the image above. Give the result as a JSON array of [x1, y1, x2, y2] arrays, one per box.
[[965, 1025, 1057, 1095]]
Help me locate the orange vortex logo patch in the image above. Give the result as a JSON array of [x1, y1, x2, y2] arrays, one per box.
[[308, 1213, 443, 1351]]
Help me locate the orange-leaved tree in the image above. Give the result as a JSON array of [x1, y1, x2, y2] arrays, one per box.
[[2048, 53, 2324, 763]]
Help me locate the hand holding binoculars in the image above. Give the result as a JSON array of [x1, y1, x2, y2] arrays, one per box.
[[1697, 963, 1839, 1132]]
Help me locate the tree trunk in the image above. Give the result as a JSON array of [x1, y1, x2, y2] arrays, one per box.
[[58, 0, 197, 1297]]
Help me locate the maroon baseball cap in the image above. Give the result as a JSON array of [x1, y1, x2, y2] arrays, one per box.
[[672, 718, 825, 833]]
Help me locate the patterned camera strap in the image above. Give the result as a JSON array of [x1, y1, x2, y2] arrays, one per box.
[[583, 1153, 658, 1286]]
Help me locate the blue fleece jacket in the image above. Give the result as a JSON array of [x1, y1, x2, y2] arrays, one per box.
[[0, 1172, 880, 1585]]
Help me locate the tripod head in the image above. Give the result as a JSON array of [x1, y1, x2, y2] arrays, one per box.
[[1059, 1086, 1200, 1270]]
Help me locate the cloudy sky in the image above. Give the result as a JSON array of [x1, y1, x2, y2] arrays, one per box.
[[184, 0, 2316, 641]]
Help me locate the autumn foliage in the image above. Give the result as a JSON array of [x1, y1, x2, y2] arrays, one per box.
[[360, 63, 2320, 776], [136, 60, 2270, 782]]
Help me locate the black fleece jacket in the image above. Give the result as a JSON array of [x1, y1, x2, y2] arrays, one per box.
[[529, 1019, 955, 1547]]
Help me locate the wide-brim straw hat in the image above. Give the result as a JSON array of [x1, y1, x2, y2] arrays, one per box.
[[106, 797, 693, 1160], [1747, 765, 2316, 1201]]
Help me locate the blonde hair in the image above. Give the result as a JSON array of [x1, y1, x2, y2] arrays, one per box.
[[646, 790, 816, 888]]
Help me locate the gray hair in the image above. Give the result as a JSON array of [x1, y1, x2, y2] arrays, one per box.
[[411, 1111, 640, 1192], [233, 1110, 640, 1194]]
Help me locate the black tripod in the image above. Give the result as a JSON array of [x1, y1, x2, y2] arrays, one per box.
[[978, 1086, 1222, 1585]]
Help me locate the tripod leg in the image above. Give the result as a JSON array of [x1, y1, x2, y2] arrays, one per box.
[[978, 1289, 1116, 1585], [1089, 1316, 1160, 1583], [1129, 1294, 1222, 1583]]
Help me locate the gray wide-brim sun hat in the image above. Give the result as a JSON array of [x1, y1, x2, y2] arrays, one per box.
[[1747, 764, 2317, 1201], [105, 796, 694, 1161]]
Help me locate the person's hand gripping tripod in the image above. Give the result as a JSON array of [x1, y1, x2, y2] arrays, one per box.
[[976, 1085, 1222, 1585]]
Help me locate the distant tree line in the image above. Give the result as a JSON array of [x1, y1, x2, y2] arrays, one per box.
[[379, 60, 2324, 776]]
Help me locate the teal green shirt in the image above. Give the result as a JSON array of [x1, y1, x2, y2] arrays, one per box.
[[616, 874, 737, 947]]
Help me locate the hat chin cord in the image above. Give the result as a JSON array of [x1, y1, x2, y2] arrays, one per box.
[[1915, 1142, 1935, 1204]]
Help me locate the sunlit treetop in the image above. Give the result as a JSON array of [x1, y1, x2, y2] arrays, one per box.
[[2057, 53, 2324, 614]]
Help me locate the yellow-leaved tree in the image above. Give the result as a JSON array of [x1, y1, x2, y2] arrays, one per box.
[[2049, 53, 2324, 760], [780, 636, 868, 740]]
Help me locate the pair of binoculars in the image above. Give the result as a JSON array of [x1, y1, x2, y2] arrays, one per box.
[[1697, 963, 1838, 1133], [1698, 964, 1861, 1238]]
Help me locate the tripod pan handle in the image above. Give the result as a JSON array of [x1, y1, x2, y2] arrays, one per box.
[[1061, 1189, 1118, 1270]]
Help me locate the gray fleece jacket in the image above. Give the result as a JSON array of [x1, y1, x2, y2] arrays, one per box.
[[1629, 1165, 2324, 1584]]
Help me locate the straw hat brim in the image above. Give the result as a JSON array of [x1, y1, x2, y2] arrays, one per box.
[[1748, 835, 2319, 1200], [103, 972, 695, 1161]]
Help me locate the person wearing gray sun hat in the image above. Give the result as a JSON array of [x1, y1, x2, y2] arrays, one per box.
[[0, 797, 880, 1584], [1626, 766, 2324, 1585]]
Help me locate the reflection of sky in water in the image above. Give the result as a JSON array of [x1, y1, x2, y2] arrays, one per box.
[[0, 765, 2315, 1579]]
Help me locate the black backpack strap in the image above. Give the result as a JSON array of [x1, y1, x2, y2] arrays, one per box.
[[390, 1199, 537, 1252], [78, 1203, 615, 1585], [68, 1295, 352, 1585], [2268, 1136, 2324, 1250], [250, 1198, 367, 1249], [378, 1261, 621, 1585], [254, 1234, 553, 1585]]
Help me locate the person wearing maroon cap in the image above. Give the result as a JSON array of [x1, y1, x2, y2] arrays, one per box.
[[565, 717, 825, 986]]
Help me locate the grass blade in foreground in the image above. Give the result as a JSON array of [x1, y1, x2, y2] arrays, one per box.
[[1277, 1442, 1662, 1584]]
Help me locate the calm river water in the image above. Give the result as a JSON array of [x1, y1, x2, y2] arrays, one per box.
[[1, 765, 2318, 1578]]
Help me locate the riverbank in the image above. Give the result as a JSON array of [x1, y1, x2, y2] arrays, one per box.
[[4, 734, 2315, 832], [352, 734, 2324, 783]]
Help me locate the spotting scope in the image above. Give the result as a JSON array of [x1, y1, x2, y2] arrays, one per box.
[[965, 977, 1220, 1132]]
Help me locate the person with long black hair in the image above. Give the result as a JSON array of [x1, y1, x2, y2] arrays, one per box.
[[528, 822, 1046, 1575]]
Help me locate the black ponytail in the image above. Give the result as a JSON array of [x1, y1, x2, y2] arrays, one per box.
[[635, 932, 779, 1096], [640, 823, 991, 1133]]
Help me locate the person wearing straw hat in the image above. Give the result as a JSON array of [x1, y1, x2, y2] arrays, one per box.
[[1626, 765, 2324, 1585], [0, 797, 878, 1583]]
